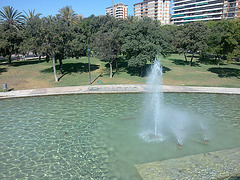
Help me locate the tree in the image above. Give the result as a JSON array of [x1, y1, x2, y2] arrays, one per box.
[[0, 23, 23, 64], [0, 6, 24, 29], [93, 30, 120, 78], [121, 18, 171, 76], [222, 19, 240, 62], [23, 9, 42, 22], [207, 21, 225, 65], [126, 15, 136, 24], [175, 22, 210, 66], [92, 15, 122, 78], [58, 6, 76, 24], [207, 19, 240, 64], [39, 15, 71, 81], [173, 25, 188, 61], [0, 6, 24, 64], [69, 21, 88, 58], [20, 9, 42, 60]]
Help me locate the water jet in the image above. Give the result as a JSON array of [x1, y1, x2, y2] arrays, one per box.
[[140, 57, 209, 146]]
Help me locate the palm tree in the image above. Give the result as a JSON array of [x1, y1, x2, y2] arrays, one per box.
[[23, 9, 42, 22], [0, 6, 24, 29], [126, 16, 136, 24], [58, 6, 76, 23]]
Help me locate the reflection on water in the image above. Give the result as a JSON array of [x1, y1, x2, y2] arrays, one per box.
[[0, 93, 240, 179]]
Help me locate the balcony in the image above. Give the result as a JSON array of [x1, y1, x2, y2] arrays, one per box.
[[172, 7, 222, 17], [172, 11, 222, 20], [173, 3, 223, 13], [173, 0, 223, 8], [174, 0, 222, 5]]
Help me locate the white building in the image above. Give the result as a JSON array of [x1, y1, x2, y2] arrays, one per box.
[[106, 3, 128, 19], [134, 0, 171, 25], [172, 0, 240, 25]]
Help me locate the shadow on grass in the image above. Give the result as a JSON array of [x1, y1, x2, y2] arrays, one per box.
[[103, 57, 128, 69], [170, 59, 200, 67], [233, 62, 240, 66], [41, 62, 100, 76], [208, 67, 240, 79], [197, 56, 226, 66], [103, 57, 171, 77], [0, 67, 7, 75], [12, 59, 45, 67], [124, 65, 171, 77], [91, 73, 103, 84]]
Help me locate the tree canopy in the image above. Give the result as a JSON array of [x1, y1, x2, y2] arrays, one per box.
[[0, 6, 24, 29]]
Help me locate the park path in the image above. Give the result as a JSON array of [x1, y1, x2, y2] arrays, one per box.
[[1, 85, 240, 99]]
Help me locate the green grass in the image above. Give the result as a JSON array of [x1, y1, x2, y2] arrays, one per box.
[[0, 54, 240, 91], [162, 54, 240, 87]]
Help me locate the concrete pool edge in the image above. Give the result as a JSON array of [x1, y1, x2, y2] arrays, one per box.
[[0, 85, 240, 99], [135, 147, 240, 179]]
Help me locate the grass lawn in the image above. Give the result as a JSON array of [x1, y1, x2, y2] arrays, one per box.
[[0, 54, 240, 91], [162, 54, 240, 88]]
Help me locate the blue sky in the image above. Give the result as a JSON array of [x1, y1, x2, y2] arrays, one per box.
[[0, 0, 145, 18]]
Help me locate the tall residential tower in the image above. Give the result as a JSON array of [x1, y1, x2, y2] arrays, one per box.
[[222, 0, 240, 19], [172, 0, 240, 25], [106, 3, 128, 19], [134, 0, 171, 25]]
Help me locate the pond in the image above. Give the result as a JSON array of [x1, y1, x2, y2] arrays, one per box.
[[0, 93, 240, 179]]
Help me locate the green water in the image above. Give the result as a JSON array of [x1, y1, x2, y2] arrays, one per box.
[[0, 93, 240, 179]]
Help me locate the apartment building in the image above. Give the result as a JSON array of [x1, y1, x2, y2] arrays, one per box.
[[133, 0, 171, 25], [106, 3, 128, 19], [172, 0, 240, 25], [222, 0, 240, 19]]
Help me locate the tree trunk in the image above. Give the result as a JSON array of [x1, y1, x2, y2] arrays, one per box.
[[46, 54, 50, 63], [109, 59, 113, 78], [59, 58, 63, 75], [8, 54, 12, 65], [115, 59, 119, 72], [38, 55, 41, 62], [201, 53, 204, 60], [184, 52, 188, 62], [141, 66, 144, 77], [189, 53, 194, 67], [216, 55, 220, 66], [52, 52, 58, 82]]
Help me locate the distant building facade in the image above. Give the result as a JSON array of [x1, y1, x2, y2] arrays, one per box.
[[106, 3, 128, 19], [222, 0, 240, 19], [133, 0, 171, 25], [76, 14, 83, 20], [172, 0, 240, 25]]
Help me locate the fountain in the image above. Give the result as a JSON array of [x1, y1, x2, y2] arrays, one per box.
[[1, 58, 240, 179], [139, 57, 209, 146], [0, 84, 240, 179]]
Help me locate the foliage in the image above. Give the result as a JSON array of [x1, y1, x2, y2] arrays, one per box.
[[34, 15, 72, 81], [92, 15, 121, 78], [58, 6, 77, 24], [20, 10, 42, 58], [206, 21, 226, 65], [174, 22, 210, 66], [222, 20, 240, 62], [69, 21, 88, 58], [121, 17, 171, 76], [23, 9, 42, 22], [0, 22, 23, 64], [0, 6, 24, 29], [0, 6, 24, 64], [207, 19, 240, 64]]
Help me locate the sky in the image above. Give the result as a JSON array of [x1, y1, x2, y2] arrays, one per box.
[[0, 0, 144, 18]]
